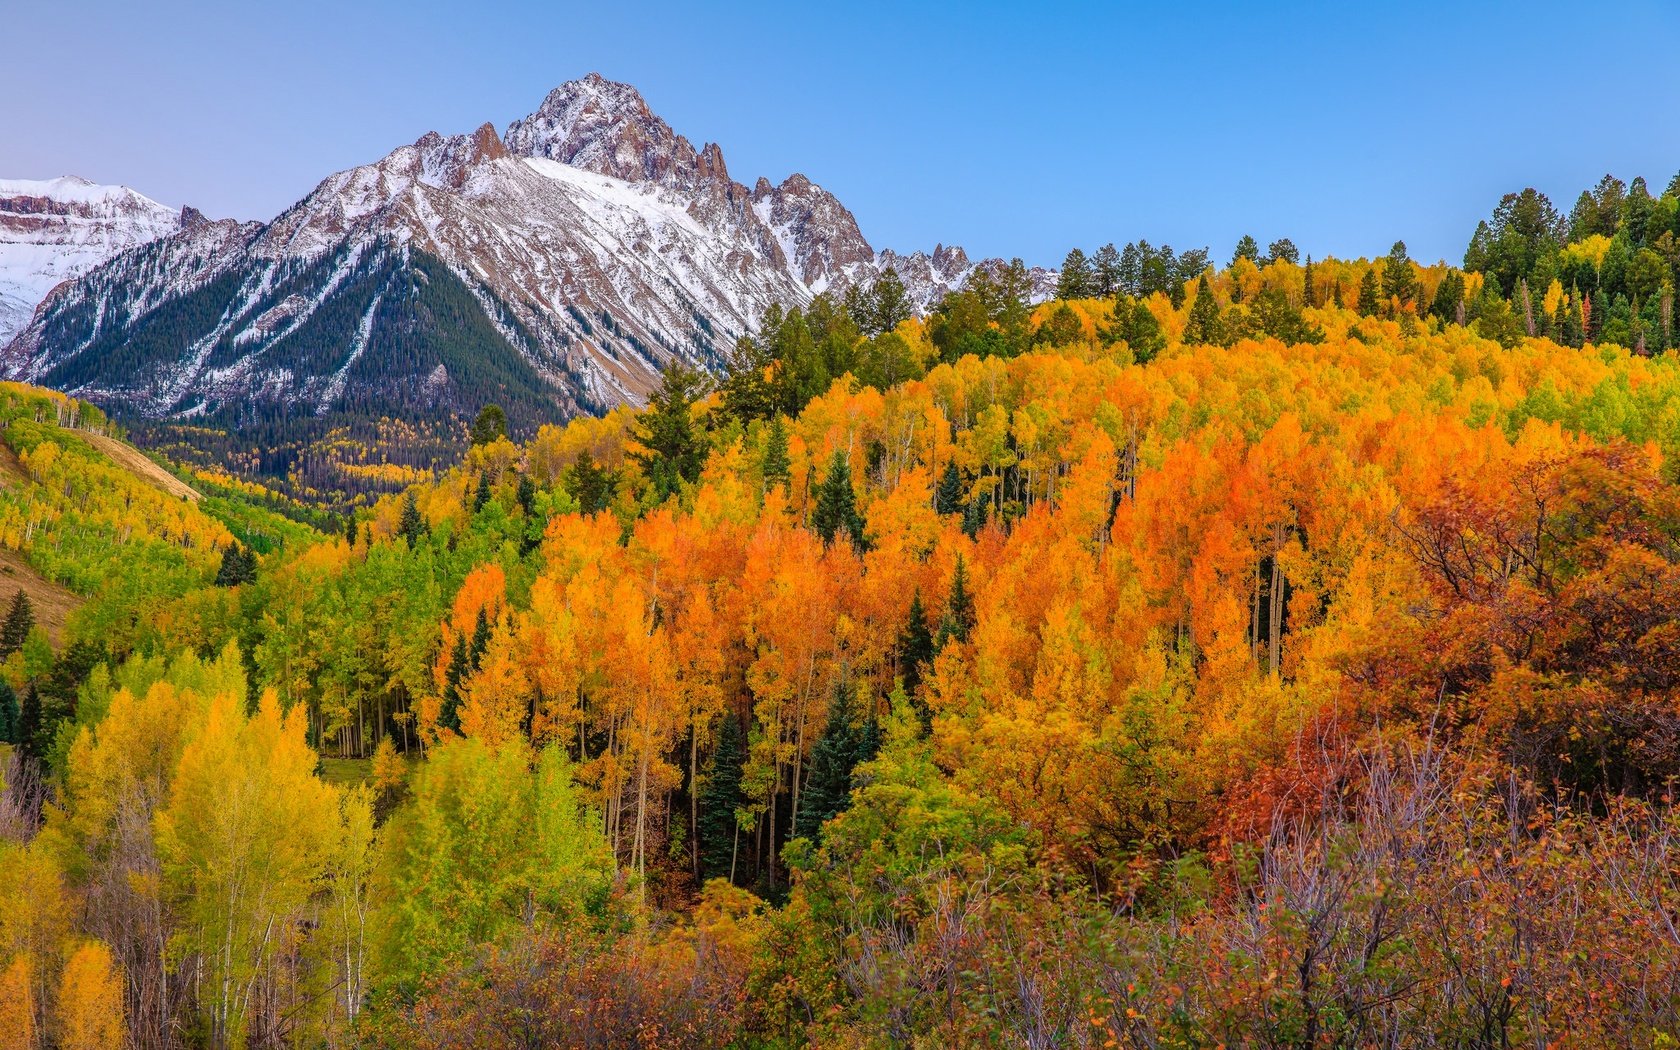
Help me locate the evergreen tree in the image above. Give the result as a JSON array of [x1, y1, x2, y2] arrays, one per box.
[[1356, 268, 1382, 317], [1109, 296, 1167, 362], [961, 491, 989, 538], [398, 491, 425, 547], [698, 713, 746, 879], [864, 268, 913, 337], [16, 682, 41, 760], [935, 461, 964, 516], [1231, 235, 1261, 267], [472, 471, 493, 513], [1430, 270, 1467, 325], [1056, 248, 1096, 300], [794, 682, 864, 842], [470, 607, 492, 669], [1382, 241, 1416, 306], [0, 680, 15, 745], [936, 556, 977, 648], [0, 591, 33, 658], [761, 418, 791, 490], [812, 451, 866, 549], [630, 363, 709, 497], [1092, 242, 1122, 296], [214, 543, 256, 587], [440, 633, 470, 733], [516, 474, 536, 518], [1302, 256, 1317, 306], [1184, 274, 1225, 345], [1266, 238, 1300, 266], [896, 591, 935, 722], [565, 450, 613, 514], [469, 404, 508, 446], [344, 514, 358, 546]]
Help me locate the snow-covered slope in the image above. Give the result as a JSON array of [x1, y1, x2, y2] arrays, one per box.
[[2, 74, 1054, 434], [0, 176, 184, 344]]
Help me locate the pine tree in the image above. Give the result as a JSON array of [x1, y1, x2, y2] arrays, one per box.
[[961, 491, 989, 538], [698, 713, 746, 879], [470, 404, 507, 446], [472, 471, 493, 513], [896, 591, 935, 728], [516, 474, 536, 518], [936, 556, 977, 648], [812, 451, 866, 549], [761, 418, 791, 490], [794, 682, 863, 842], [215, 543, 256, 587], [1056, 248, 1096, 300], [1231, 235, 1261, 267], [469, 607, 492, 668], [398, 491, 425, 547], [1356, 268, 1382, 317], [1184, 274, 1225, 345], [1266, 238, 1300, 266], [935, 461, 963, 516], [0, 591, 33, 657], [344, 514, 358, 546], [0, 680, 15, 744], [565, 450, 613, 514], [1093, 243, 1122, 296], [16, 682, 41, 760], [868, 268, 913, 336], [630, 363, 708, 497], [440, 633, 469, 733], [1382, 241, 1416, 307]]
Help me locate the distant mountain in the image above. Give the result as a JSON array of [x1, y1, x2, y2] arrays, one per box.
[[0, 176, 187, 345], [2, 74, 1052, 441]]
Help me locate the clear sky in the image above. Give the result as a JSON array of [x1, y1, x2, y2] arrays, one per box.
[[5, 0, 1679, 268]]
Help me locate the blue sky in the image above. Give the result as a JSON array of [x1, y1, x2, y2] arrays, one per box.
[[6, 0, 1679, 267]]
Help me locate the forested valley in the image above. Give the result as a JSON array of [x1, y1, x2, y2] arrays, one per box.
[[7, 171, 1680, 1047]]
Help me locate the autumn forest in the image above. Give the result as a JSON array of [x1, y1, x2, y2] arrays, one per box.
[[9, 171, 1680, 1048]]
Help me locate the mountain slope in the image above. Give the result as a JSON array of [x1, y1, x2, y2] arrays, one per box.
[[0, 74, 1055, 502], [0, 176, 186, 344]]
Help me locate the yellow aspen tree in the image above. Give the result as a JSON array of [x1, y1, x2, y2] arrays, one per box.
[[55, 941, 124, 1050]]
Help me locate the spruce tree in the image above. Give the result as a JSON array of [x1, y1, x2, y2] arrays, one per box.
[[1092, 243, 1122, 297], [868, 268, 913, 336], [1056, 248, 1096, 300], [630, 363, 708, 497], [1231, 235, 1261, 267], [896, 591, 935, 719], [698, 713, 746, 879], [1184, 275, 1225, 345], [16, 682, 41, 760], [215, 543, 255, 587], [936, 556, 977, 648], [440, 633, 470, 733], [1302, 256, 1317, 307], [344, 514, 358, 546], [0, 591, 33, 658], [812, 451, 866, 549], [470, 607, 492, 668], [1382, 241, 1416, 307], [1357, 268, 1382, 317], [935, 461, 963, 516], [0, 680, 15, 744], [472, 471, 493, 513], [565, 450, 612, 514], [470, 403, 508, 446], [961, 491, 989, 538], [761, 418, 791, 490], [795, 682, 863, 842], [398, 491, 425, 547], [516, 474, 536, 518]]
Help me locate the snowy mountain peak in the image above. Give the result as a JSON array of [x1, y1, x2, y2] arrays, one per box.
[[0, 176, 184, 345], [503, 73, 721, 194]]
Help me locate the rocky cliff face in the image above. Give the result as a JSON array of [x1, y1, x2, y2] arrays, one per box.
[[0, 176, 183, 345], [3, 75, 1053, 433]]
